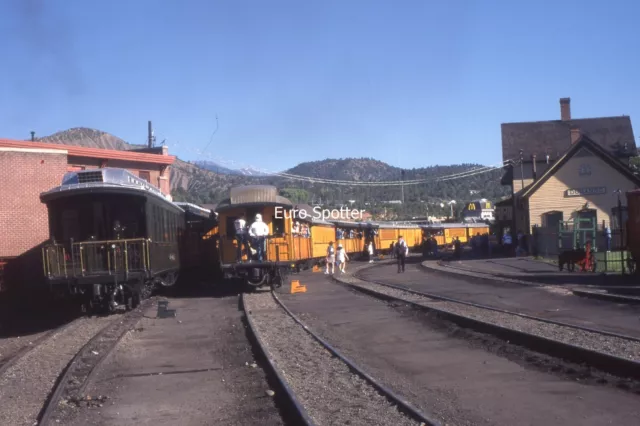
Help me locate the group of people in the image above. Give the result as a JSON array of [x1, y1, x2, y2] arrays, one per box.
[[325, 236, 409, 274], [470, 233, 492, 257], [324, 241, 350, 274], [421, 236, 440, 257], [292, 221, 310, 238], [234, 213, 270, 262]]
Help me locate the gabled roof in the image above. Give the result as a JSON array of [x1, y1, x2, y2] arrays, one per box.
[[0, 138, 175, 165], [494, 197, 513, 207], [501, 116, 636, 163], [519, 133, 640, 199]]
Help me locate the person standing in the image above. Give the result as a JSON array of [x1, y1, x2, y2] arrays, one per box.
[[453, 237, 461, 260], [367, 241, 374, 263], [396, 236, 408, 273], [390, 242, 395, 258], [336, 244, 349, 273], [248, 213, 269, 262], [234, 214, 249, 262], [325, 241, 336, 274]]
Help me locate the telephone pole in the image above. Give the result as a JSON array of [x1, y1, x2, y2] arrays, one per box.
[[401, 170, 405, 204], [519, 149, 524, 190]]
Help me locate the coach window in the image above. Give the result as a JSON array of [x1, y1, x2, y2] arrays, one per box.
[[170, 214, 175, 242], [226, 217, 237, 240], [272, 216, 284, 235], [161, 210, 167, 242], [139, 171, 151, 183], [157, 207, 162, 242], [154, 206, 159, 242]]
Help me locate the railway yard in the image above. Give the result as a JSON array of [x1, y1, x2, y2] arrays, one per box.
[[0, 255, 638, 425]]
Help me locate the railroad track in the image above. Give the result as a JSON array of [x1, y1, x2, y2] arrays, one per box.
[[0, 319, 82, 380], [37, 299, 152, 425], [332, 265, 640, 381], [242, 290, 439, 426]]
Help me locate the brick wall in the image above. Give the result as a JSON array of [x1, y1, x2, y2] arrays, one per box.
[[0, 148, 68, 258]]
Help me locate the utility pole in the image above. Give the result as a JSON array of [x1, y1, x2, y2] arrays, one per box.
[[148, 121, 154, 148], [519, 149, 525, 190], [614, 189, 625, 273], [401, 170, 405, 204]]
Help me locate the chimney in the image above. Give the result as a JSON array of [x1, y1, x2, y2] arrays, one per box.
[[532, 154, 537, 180], [570, 126, 580, 144], [560, 97, 571, 121], [148, 121, 153, 148], [30, 131, 35, 141]]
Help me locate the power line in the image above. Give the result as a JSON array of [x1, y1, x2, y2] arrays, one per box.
[[169, 138, 513, 186]]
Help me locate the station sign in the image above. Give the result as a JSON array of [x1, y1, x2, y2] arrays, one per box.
[[565, 187, 606, 197]]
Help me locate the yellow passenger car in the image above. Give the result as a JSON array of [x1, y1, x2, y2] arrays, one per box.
[[310, 219, 336, 259], [215, 185, 301, 288]]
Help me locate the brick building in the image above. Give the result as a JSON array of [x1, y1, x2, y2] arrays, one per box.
[[0, 138, 175, 293]]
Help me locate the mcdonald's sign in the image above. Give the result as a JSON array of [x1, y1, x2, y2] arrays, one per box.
[[468, 203, 476, 210]]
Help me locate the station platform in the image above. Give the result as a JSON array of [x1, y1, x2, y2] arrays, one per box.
[[423, 256, 638, 288]]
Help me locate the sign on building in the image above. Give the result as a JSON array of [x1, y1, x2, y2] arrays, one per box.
[[565, 187, 606, 197]]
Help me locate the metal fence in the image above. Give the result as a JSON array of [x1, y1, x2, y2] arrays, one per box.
[[532, 225, 635, 274]]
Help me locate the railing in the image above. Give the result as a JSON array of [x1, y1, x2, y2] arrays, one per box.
[[43, 238, 149, 279], [42, 243, 67, 279]]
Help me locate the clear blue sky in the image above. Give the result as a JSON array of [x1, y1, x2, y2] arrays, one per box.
[[1, 0, 638, 172]]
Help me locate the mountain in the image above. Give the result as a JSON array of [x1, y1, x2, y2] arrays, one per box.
[[31, 127, 512, 218], [194, 160, 246, 176], [194, 160, 269, 177], [38, 127, 146, 151]]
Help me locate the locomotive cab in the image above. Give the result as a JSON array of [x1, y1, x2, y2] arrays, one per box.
[[216, 185, 300, 289]]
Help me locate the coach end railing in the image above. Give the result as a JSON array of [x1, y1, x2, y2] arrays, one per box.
[[43, 238, 150, 279]]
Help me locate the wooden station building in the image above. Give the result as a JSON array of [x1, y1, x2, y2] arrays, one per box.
[[498, 98, 639, 237]]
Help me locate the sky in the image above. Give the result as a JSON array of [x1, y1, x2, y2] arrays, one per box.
[[1, 0, 639, 172]]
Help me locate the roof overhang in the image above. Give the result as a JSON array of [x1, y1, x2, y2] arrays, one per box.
[[40, 183, 183, 213], [519, 134, 640, 199], [0, 138, 175, 165]]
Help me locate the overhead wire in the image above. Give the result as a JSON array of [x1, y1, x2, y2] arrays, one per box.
[[164, 137, 514, 186]]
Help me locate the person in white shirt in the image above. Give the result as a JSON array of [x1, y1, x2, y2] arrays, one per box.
[[233, 214, 248, 262], [336, 244, 349, 273], [249, 213, 270, 261], [325, 241, 335, 274], [367, 241, 374, 263]]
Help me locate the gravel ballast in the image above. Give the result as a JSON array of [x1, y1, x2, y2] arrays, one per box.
[[335, 272, 640, 363], [0, 316, 114, 425], [244, 292, 420, 426]]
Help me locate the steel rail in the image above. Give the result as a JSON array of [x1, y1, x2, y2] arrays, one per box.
[[0, 318, 81, 379], [355, 265, 640, 344], [241, 293, 317, 426], [337, 267, 640, 381], [38, 302, 149, 425], [270, 291, 442, 426]]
